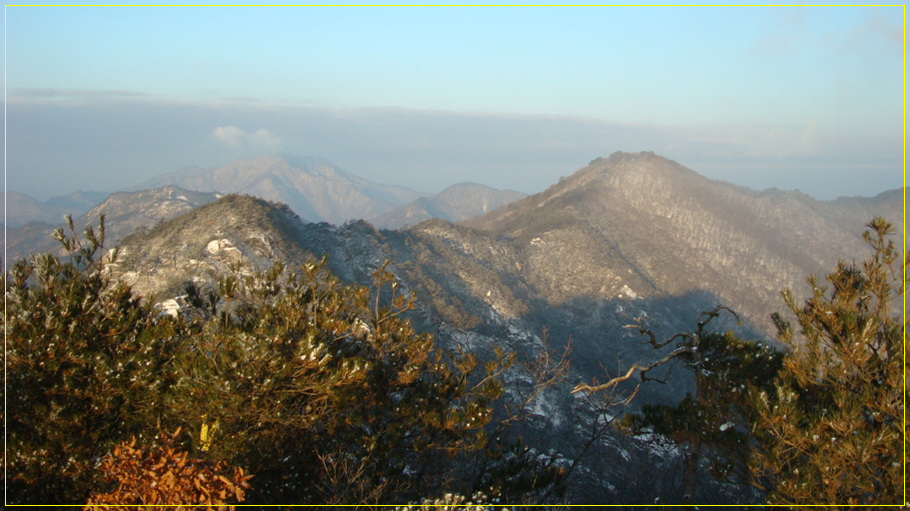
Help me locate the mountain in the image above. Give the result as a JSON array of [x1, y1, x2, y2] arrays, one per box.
[[100, 191, 745, 502], [371, 182, 526, 229], [136, 154, 423, 225], [6, 192, 65, 227], [5, 190, 108, 228], [107, 152, 905, 397], [44, 190, 110, 215], [84, 152, 904, 503], [81, 186, 220, 245], [463, 151, 902, 335], [110, 195, 314, 298], [4, 186, 219, 262]]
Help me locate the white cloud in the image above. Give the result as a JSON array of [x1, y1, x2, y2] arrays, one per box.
[[213, 125, 283, 149], [213, 125, 246, 146], [249, 128, 283, 149]]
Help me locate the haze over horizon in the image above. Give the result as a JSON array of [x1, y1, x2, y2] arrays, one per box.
[[5, 4, 904, 202]]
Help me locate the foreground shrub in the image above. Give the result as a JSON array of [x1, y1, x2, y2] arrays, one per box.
[[5, 217, 181, 504], [84, 428, 253, 510]]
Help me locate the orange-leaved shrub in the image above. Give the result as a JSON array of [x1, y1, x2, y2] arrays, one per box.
[[84, 428, 252, 510]]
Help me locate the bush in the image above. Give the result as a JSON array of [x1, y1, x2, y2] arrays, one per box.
[[84, 427, 253, 510], [5, 217, 182, 504], [170, 258, 510, 504]]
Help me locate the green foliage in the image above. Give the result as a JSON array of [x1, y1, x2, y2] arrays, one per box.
[[395, 491, 510, 511], [618, 309, 783, 503], [5, 217, 543, 506], [172, 258, 509, 504], [5, 216, 181, 504], [749, 217, 906, 507]]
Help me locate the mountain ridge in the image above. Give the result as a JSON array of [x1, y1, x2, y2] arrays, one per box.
[[4, 186, 219, 262], [463, 151, 902, 332]]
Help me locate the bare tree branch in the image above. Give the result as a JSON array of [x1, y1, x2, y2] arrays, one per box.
[[571, 346, 696, 395]]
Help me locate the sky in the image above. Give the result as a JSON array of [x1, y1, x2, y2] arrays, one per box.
[[3, 3, 905, 201]]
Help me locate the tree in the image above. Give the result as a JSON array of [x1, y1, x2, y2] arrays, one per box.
[[749, 217, 907, 507], [5, 216, 182, 504], [574, 307, 781, 504], [626, 329, 781, 501], [169, 258, 514, 505]]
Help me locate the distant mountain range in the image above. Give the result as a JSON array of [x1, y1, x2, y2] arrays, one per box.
[[5, 190, 107, 227], [5, 154, 525, 258], [4, 186, 219, 262]]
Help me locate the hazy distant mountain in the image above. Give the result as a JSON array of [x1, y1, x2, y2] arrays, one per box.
[[5, 186, 219, 262], [371, 182, 526, 229], [5, 192, 60, 227], [5, 220, 58, 261], [45, 190, 109, 215], [136, 154, 423, 225], [5, 191, 104, 261], [5, 190, 108, 227]]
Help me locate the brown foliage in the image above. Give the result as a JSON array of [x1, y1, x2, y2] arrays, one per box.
[[84, 428, 253, 510]]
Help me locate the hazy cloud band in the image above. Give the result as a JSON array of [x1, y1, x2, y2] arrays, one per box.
[[6, 92, 903, 201]]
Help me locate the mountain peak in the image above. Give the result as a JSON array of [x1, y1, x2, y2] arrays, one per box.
[[465, 151, 704, 235], [575, 151, 699, 189], [462, 150, 904, 333]]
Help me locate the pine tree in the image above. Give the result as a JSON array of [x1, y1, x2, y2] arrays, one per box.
[[5, 216, 182, 504], [169, 258, 513, 505], [623, 329, 782, 502], [749, 217, 907, 507], [579, 307, 782, 504]]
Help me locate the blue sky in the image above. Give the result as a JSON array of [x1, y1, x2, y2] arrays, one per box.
[[4, 3, 905, 200]]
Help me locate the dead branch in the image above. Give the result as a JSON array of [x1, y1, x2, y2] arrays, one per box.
[[571, 346, 696, 395]]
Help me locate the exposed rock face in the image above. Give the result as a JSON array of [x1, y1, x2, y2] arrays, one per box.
[[136, 154, 423, 225], [111, 194, 312, 299], [371, 182, 526, 229]]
